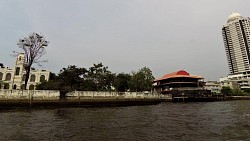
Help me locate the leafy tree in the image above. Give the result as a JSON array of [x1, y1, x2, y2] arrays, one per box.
[[17, 33, 49, 89], [36, 80, 60, 90], [114, 73, 131, 92], [86, 63, 115, 91], [221, 86, 232, 95], [58, 65, 87, 91], [36, 73, 60, 90], [37, 65, 155, 92], [231, 88, 245, 96], [129, 67, 154, 92]]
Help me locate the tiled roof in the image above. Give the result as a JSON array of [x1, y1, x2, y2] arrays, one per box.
[[155, 70, 203, 81]]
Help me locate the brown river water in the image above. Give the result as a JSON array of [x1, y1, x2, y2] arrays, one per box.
[[0, 100, 250, 141]]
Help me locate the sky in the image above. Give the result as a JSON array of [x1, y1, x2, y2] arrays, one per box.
[[0, 0, 250, 81]]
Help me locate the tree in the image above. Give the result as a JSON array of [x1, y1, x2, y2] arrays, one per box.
[[17, 33, 49, 89], [243, 88, 250, 94], [221, 86, 232, 95], [129, 67, 155, 92], [36, 73, 60, 90], [58, 65, 87, 91], [86, 63, 115, 91], [114, 73, 131, 92], [232, 88, 245, 96]]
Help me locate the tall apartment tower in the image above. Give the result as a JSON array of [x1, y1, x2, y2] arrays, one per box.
[[222, 13, 250, 74]]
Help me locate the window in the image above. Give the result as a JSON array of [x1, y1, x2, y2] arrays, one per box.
[[40, 75, 45, 82], [21, 84, 25, 90], [4, 83, 9, 89], [13, 84, 17, 90], [5, 73, 11, 81], [22, 74, 26, 81], [30, 74, 36, 82], [0, 72, 3, 80], [15, 67, 20, 75], [29, 84, 34, 90]]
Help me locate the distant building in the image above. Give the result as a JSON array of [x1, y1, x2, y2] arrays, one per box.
[[221, 13, 250, 90], [0, 53, 50, 90], [220, 73, 249, 90], [204, 81, 221, 94], [222, 12, 250, 74], [153, 70, 206, 94]]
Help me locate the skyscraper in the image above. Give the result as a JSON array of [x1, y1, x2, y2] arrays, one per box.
[[222, 13, 250, 74]]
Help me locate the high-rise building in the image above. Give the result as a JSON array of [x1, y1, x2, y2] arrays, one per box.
[[222, 12, 250, 74], [220, 13, 250, 90]]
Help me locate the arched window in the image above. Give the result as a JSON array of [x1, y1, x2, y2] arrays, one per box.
[[22, 74, 26, 81], [15, 67, 20, 75], [40, 75, 45, 82], [13, 84, 17, 89], [0, 72, 3, 80], [30, 74, 36, 82], [21, 84, 25, 90], [4, 83, 9, 89], [29, 84, 34, 90], [5, 73, 11, 81]]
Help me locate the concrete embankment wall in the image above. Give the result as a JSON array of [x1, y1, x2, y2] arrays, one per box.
[[66, 91, 162, 99], [0, 90, 60, 100], [0, 90, 165, 108], [0, 90, 163, 100], [225, 96, 250, 100]]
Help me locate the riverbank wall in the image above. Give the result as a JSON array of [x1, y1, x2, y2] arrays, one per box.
[[225, 96, 250, 100], [0, 90, 165, 108]]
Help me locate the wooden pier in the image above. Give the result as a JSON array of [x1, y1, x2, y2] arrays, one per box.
[[171, 90, 225, 102]]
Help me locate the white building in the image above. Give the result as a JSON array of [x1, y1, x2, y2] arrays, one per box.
[[205, 81, 221, 94], [222, 12, 250, 74], [220, 72, 250, 90], [0, 53, 50, 90], [221, 13, 250, 90]]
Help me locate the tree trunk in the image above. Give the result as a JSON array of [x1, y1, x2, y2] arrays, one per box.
[[24, 68, 31, 90]]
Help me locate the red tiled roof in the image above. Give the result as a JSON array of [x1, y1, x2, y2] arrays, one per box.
[[154, 70, 203, 81]]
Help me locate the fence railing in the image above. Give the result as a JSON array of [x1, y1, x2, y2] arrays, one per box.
[[0, 90, 162, 100], [67, 91, 161, 99]]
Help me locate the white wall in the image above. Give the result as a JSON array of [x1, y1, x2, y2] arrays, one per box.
[[67, 91, 160, 99], [0, 90, 60, 100]]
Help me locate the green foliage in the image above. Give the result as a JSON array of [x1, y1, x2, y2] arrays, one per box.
[[128, 67, 154, 92], [114, 73, 131, 92], [36, 80, 60, 90], [37, 64, 155, 92], [221, 86, 232, 95], [58, 65, 87, 91], [243, 88, 250, 93], [36, 73, 60, 90], [231, 88, 245, 96], [220, 86, 250, 96], [85, 63, 115, 91]]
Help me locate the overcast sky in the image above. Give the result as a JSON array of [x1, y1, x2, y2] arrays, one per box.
[[1, 0, 250, 81]]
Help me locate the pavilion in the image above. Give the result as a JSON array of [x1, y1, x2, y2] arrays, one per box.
[[153, 70, 206, 95]]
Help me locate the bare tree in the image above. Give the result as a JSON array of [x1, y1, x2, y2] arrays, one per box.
[[17, 32, 49, 89]]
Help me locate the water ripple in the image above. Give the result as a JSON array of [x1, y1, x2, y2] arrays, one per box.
[[0, 101, 250, 141]]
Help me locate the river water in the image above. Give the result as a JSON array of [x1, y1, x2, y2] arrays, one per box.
[[0, 100, 250, 141]]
